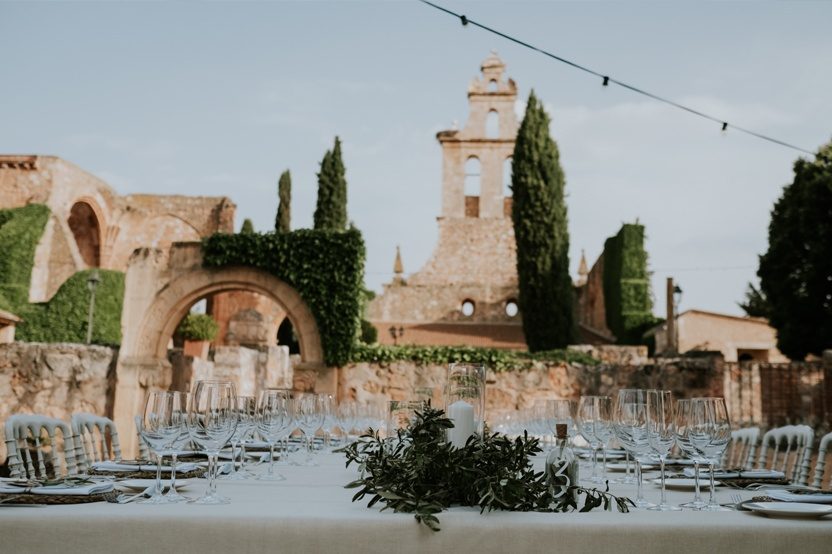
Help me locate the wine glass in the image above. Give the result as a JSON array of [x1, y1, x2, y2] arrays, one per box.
[[691, 397, 732, 512], [188, 380, 238, 504], [256, 389, 292, 480], [159, 391, 191, 503], [138, 391, 182, 504], [220, 395, 256, 480], [675, 398, 707, 510], [319, 393, 337, 450], [613, 389, 654, 508], [294, 393, 325, 465], [646, 389, 681, 511], [577, 395, 612, 484], [336, 400, 358, 446]]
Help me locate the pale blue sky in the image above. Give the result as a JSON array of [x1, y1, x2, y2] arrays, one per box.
[[2, 1, 831, 316]]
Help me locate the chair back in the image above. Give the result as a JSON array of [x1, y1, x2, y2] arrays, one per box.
[[727, 427, 760, 469], [134, 415, 150, 460], [756, 424, 814, 485], [3, 414, 79, 479], [812, 431, 832, 489], [71, 413, 122, 472]]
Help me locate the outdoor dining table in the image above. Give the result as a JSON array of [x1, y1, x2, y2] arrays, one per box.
[[2, 452, 831, 554]]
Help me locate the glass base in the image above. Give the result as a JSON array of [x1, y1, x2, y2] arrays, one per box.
[[138, 492, 170, 505], [679, 500, 706, 510], [256, 471, 286, 481], [701, 503, 732, 512], [633, 498, 657, 509], [220, 468, 256, 480], [189, 492, 231, 505], [648, 503, 683, 511]]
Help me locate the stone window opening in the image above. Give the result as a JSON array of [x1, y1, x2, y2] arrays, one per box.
[[464, 156, 481, 218], [460, 299, 476, 317], [505, 300, 519, 318], [488, 79, 498, 92], [68, 201, 101, 267], [486, 110, 499, 139]]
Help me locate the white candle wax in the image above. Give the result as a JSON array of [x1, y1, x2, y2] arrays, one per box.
[[447, 399, 475, 448]]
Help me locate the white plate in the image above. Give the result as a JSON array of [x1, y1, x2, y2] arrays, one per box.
[[654, 478, 721, 490], [745, 502, 832, 519], [579, 452, 625, 461], [607, 462, 655, 472], [116, 479, 194, 492]]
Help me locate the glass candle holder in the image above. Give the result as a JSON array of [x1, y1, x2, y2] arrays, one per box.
[[387, 399, 428, 438], [444, 363, 486, 448]]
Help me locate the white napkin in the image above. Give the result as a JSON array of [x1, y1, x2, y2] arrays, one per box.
[[682, 468, 785, 479], [0, 481, 114, 496], [91, 461, 201, 473], [764, 489, 832, 504]]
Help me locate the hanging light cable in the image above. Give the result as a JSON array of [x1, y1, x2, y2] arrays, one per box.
[[418, 0, 815, 157]]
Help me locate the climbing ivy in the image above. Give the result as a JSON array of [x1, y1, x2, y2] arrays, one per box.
[[602, 223, 661, 345], [16, 269, 125, 345], [202, 228, 365, 366], [0, 204, 50, 309]]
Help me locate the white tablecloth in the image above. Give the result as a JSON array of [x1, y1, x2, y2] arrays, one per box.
[[2, 453, 831, 554]]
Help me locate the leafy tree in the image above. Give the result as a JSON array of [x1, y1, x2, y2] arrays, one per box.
[[313, 137, 348, 231], [240, 218, 255, 234], [510, 91, 574, 351], [738, 282, 771, 318], [276, 169, 292, 233], [758, 141, 832, 359]]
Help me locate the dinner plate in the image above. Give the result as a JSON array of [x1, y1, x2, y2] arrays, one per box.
[[116, 479, 194, 492], [579, 452, 625, 461], [744, 502, 832, 519], [654, 478, 721, 490], [607, 462, 654, 472]]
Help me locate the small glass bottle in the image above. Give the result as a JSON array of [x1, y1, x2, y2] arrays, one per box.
[[546, 423, 579, 503]]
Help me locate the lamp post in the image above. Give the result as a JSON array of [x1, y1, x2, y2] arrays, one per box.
[[388, 325, 404, 346], [86, 269, 101, 344], [672, 283, 683, 354]]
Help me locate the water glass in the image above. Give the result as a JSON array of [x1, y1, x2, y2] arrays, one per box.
[[138, 391, 183, 504], [294, 393, 325, 465], [613, 389, 654, 508], [577, 395, 613, 484], [188, 380, 238, 504], [675, 398, 707, 510], [691, 397, 732, 511], [256, 389, 293, 480], [646, 389, 681, 511]]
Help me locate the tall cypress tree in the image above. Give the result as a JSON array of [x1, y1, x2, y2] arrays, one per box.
[[276, 169, 292, 233], [313, 137, 348, 231], [240, 218, 255, 234], [511, 91, 574, 350]]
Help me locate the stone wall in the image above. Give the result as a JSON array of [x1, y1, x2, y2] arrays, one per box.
[[0, 342, 118, 463]]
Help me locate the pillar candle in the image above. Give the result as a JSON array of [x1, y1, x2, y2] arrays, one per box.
[[447, 399, 475, 448]]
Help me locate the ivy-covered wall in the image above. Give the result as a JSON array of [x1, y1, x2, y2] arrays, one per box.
[[0, 204, 125, 345], [0, 204, 50, 309], [602, 223, 661, 345], [202, 228, 365, 367]]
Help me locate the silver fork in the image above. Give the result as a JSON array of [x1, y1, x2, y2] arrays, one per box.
[[731, 493, 743, 510]]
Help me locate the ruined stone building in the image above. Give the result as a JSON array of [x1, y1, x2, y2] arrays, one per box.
[[368, 53, 525, 348]]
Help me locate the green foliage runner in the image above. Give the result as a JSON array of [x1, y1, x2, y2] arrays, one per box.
[[276, 169, 292, 233], [758, 141, 832, 359], [511, 91, 574, 351], [314, 137, 348, 231], [202, 228, 365, 366], [345, 407, 632, 531]]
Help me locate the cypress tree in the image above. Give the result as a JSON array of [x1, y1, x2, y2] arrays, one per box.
[[313, 137, 348, 231], [510, 91, 574, 350], [240, 218, 255, 234], [276, 169, 292, 233]]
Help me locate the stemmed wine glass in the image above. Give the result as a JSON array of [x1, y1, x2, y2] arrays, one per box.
[[337, 400, 358, 445], [294, 393, 325, 465], [160, 391, 191, 503], [318, 394, 337, 451], [221, 395, 256, 480], [256, 389, 292, 481], [675, 398, 707, 510], [577, 395, 613, 484], [188, 380, 238, 504], [646, 389, 681, 511], [138, 391, 183, 504], [690, 397, 732, 512], [613, 389, 654, 508]]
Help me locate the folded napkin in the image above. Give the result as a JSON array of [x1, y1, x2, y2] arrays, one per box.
[[91, 461, 201, 473], [683, 468, 785, 480], [764, 489, 832, 504], [0, 481, 114, 496]]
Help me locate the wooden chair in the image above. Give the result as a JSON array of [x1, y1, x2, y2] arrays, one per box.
[[756, 424, 814, 485], [726, 427, 760, 469], [811, 431, 832, 489], [71, 413, 122, 472], [3, 414, 80, 479]]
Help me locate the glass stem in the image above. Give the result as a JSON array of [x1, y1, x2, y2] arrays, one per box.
[[602, 448, 608, 482], [625, 452, 631, 480], [306, 433, 313, 460], [229, 442, 238, 476], [239, 441, 248, 474], [635, 459, 644, 502], [209, 454, 219, 494], [268, 443, 276, 476], [659, 458, 667, 506], [204, 455, 214, 497], [169, 454, 178, 495], [592, 448, 599, 481], [693, 461, 701, 504], [708, 462, 717, 506], [155, 453, 163, 496]]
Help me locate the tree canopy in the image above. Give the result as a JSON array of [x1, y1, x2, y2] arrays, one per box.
[[510, 91, 574, 351], [276, 169, 292, 233], [758, 141, 832, 359], [314, 137, 348, 231]]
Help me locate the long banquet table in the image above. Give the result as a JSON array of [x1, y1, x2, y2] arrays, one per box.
[[2, 452, 831, 554]]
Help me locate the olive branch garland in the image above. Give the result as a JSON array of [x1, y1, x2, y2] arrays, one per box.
[[344, 407, 633, 531]]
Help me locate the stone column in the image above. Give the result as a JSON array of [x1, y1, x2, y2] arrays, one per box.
[[113, 357, 172, 459]]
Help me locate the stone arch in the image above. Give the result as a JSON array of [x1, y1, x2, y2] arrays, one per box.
[[133, 266, 322, 364], [67, 199, 104, 267]]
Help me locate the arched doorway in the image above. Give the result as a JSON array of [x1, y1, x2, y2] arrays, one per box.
[[67, 201, 102, 267]]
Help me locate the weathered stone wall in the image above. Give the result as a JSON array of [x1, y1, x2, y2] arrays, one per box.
[[172, 345, 292, 398], [0, 342, 117, 463]]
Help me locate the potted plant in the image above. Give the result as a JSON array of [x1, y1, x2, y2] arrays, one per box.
[[175, 313, 219, 359]]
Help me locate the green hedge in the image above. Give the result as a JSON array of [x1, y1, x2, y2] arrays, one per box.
[[0, 204, 50, 309], [202, 228, 366, 366], [16, 269, 125, 345], [176, 313, 219, 341], [350, 344, 598, 372], [602, 223, 661, 344]]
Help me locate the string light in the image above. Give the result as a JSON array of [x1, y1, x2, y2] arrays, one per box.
[[418, 0, 815, 157]]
